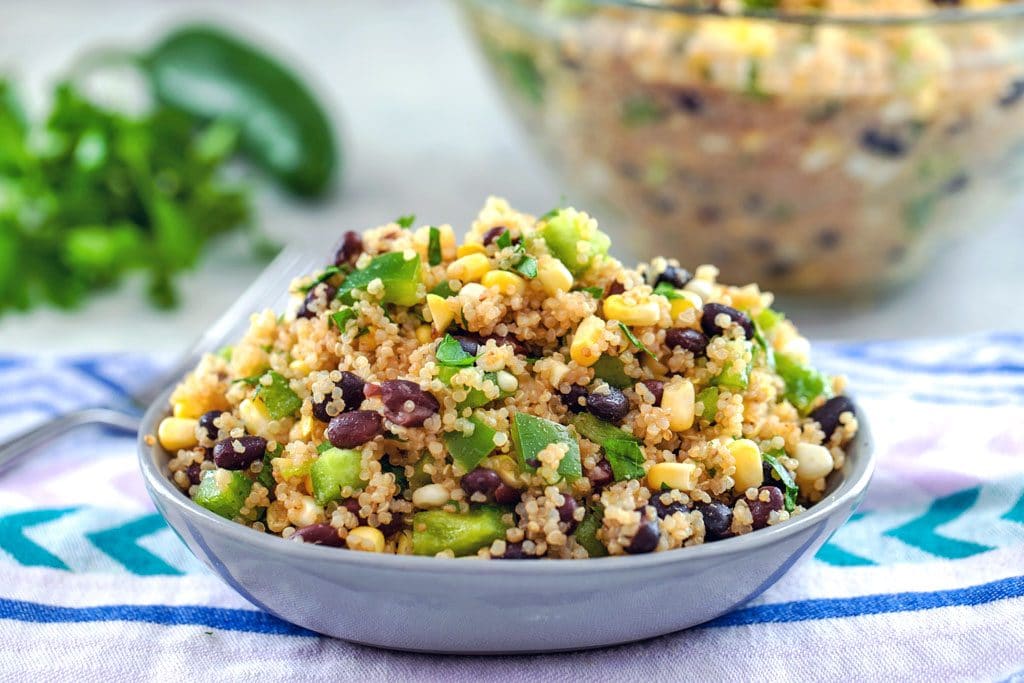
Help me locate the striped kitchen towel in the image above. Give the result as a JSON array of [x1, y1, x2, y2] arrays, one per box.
[[1, 333, 1023, 681]]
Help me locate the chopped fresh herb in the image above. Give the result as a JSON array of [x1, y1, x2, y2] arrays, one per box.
[[574, 504, 607, 557], [776, 352, 832, 414], [427, 226, 443, 266], [592, 355, 632, 389], [316, 441, 333, 454], [621, 94, 666, 128], [510, 412, 582, 482], [752, 324, 775, 369], [514, 254, 538, 279], [495, 229, 512, 249], [762, 450, 799, 512], [255, 371, 302, 420], [539, 206, 562, 221], [231, 372, 266, 386], [617, 322, 656, 359], [576, 286, 604, 299], [604, 438, 646, 481], [330, 307, 357, 331], [436, 334, 477, 367], [653, 282, 685, 300], [299, 266, 341, 293], [572, 413, 640, 445], [395, 214, 416, 229], [431, 281, 455, 298]]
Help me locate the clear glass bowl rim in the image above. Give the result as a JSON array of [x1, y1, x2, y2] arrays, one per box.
[[468, 0, 1024, 27]]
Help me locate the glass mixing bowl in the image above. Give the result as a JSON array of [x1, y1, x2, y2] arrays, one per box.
[[458, 0, 1024, 295]]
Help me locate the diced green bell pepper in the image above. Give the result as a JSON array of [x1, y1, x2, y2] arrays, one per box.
[[711, 340, 753, 392], [194, 469, 253, 520], [754, 307, 785, 333], [574, 504, 607, 557], [510, 412, 582, 481], [412, 507, 511, 557], [444, 416, 497, 471], [696, 386, 719, 422], [255, 371, 302, 420], [337, 251, 421, 306], [310, 447, 366, 505], [592, 355, 632, 389], [776, 352, 833, 415], [538, 208, 610, 276]]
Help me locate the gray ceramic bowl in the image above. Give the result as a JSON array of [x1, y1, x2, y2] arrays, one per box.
[[138, 388, 874, 654]]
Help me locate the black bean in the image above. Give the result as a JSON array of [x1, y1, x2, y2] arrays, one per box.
[[377, 513, 405, 537], [606, 281, 626, 296], [213, 436, 267, 470], [560, 384, 588, 414], [625, 518, 660, 554], [197, 410, 223, 442], [641, 379, 664, 405], [450, 334, 480, 356], [649, 496, 689, 519], [498, 542, 539, 560], [494, 483, 521, 505], [817, 228, 841, 250], [342, 498, 362, 516], [675, 89, 703, 114], [655, 265, 693, 289], [696, 205, 722, 224], [747, 487, 785, 530], [586, 459, 614, 491], [326, 410, 384, 448], [999, 79, 1024, 107], [375, 380, 439, 427], [297, 282, 337, 319], [313, 371, 366, 422], [860, 128, 907, 157], [333, 231, 362, 266], [808, 396, 856, 440], [698, 502, 733, 542], [185, 462, 203, 486], [701, 303, 754, 340], [462, 468, 502, 496], [586, 387, 629, 423], [665, 328, 709, 355], [292, 523, 344, 547], [482, 226, 508, 246], [558, 496, 579, 533]]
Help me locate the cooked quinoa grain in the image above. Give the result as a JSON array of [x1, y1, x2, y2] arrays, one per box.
[[159, 198, 858, 558]]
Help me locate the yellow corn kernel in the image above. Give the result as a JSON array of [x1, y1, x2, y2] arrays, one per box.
[[537, 255, 573, 296], [347, 526, 385, 553], [157, 417, 198, 451], [426, 294, 454, 333], [482, 270, 527, 296], [446, 253, 490, 283], [396, 530, 414, 555], [239, 397, 271, 436], [603, 294, 660, 327], [669, 291, 703, 319], [570, 315, 605, 367], [456, 243, 487, 258], [794, 443, 833, 482], [415, 324, 433, 345], [289, 358, 312, 376], [299, 413, 316, 440], [663, 380, 695, 431], [647, 462, 699, 492], [547, 359, 571, 388], [729, 439, 764, 492], [438, 224, 457, 261]]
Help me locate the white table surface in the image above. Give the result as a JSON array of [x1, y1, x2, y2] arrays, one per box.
[[1, 0, 1021, 353]]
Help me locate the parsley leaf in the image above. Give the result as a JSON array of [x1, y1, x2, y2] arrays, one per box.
[[762, 450, 799, 512], [431, 281, 455, 298], [617, 322, 656, 359], [395, 214, 416, 229], [330, 307, 357, 331], [428, 226, 442, 266], [576, 286, 604, 299], [514, 255, 538, 279], [316, 441, 333, 454], [604, 438, 646, 481], [436, 334, 476, 367], [495, 229, 512, 249], [299, 266, 341, 293], [653, 282, 685, 300]]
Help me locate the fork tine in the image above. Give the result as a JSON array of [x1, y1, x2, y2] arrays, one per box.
[[132, 245, 323, 407]]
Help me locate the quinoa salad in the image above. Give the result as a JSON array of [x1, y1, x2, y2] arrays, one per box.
[[155, 198, 858, 559], [463, 0, 1024, 293]]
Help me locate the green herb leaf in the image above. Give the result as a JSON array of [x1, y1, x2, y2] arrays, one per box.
[[395, 214, 416, 229], [576, 286, 604, 299], [231, 372, 267, 386], [495, 229, 512, 249], [428, 226, 442, 266], [621, 94, 666, 128], [604, 438, 646, 481], [436, 334, 476, 367], [255, 371, 303, 420], [617, 322, 656, 359], [653, 282, 684, 300], [762, 450, 799, 512], [592, 355, 632, 389], [300, 266, 341, 292], [330, 307, 356, 330], [316, 441, 333, 454], [514, 254, 538, 279], [431, 281, 455, 298]]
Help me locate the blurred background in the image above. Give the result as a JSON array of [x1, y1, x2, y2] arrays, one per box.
[[0, 0, 1021, 354]]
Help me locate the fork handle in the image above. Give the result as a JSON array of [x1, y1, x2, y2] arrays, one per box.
[[0, 408, 140, 476]]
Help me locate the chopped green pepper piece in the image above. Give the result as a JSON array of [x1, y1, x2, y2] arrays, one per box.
[[255, 371, 302, 420], [776, 352, 833, 414], [444, 416, 498, 471], [754, 307, 785, 333], [538, 208, 610, 276], [412, 507, 511, 557], [604, 438, 646, 481], [408, 455, 433, 489], [762, 449, 799, 512], [711, 340, 753, 392], [495, 229, 512, 249], [310, 447, 366, 505], [337, 252, 421, 306], [592, 355, 632, 389], [572, 413, 640, 445], [696, 386, 719, 422], [194, 469, 253, 520], [510, 412, 582, 482], [574, 504, 607, 557]]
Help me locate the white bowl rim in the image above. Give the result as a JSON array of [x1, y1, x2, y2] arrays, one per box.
[[138, 386, 874, 576]]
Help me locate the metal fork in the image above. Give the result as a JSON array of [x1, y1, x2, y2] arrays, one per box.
[[0, 245, 321, 476]]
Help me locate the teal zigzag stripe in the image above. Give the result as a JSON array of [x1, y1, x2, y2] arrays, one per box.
[[1002, 492, 1024, 525], [885, 487, 995, 560], [816, 513, 874, 566], [0, 507, 79, 570], [85, 514, 183, 576]]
